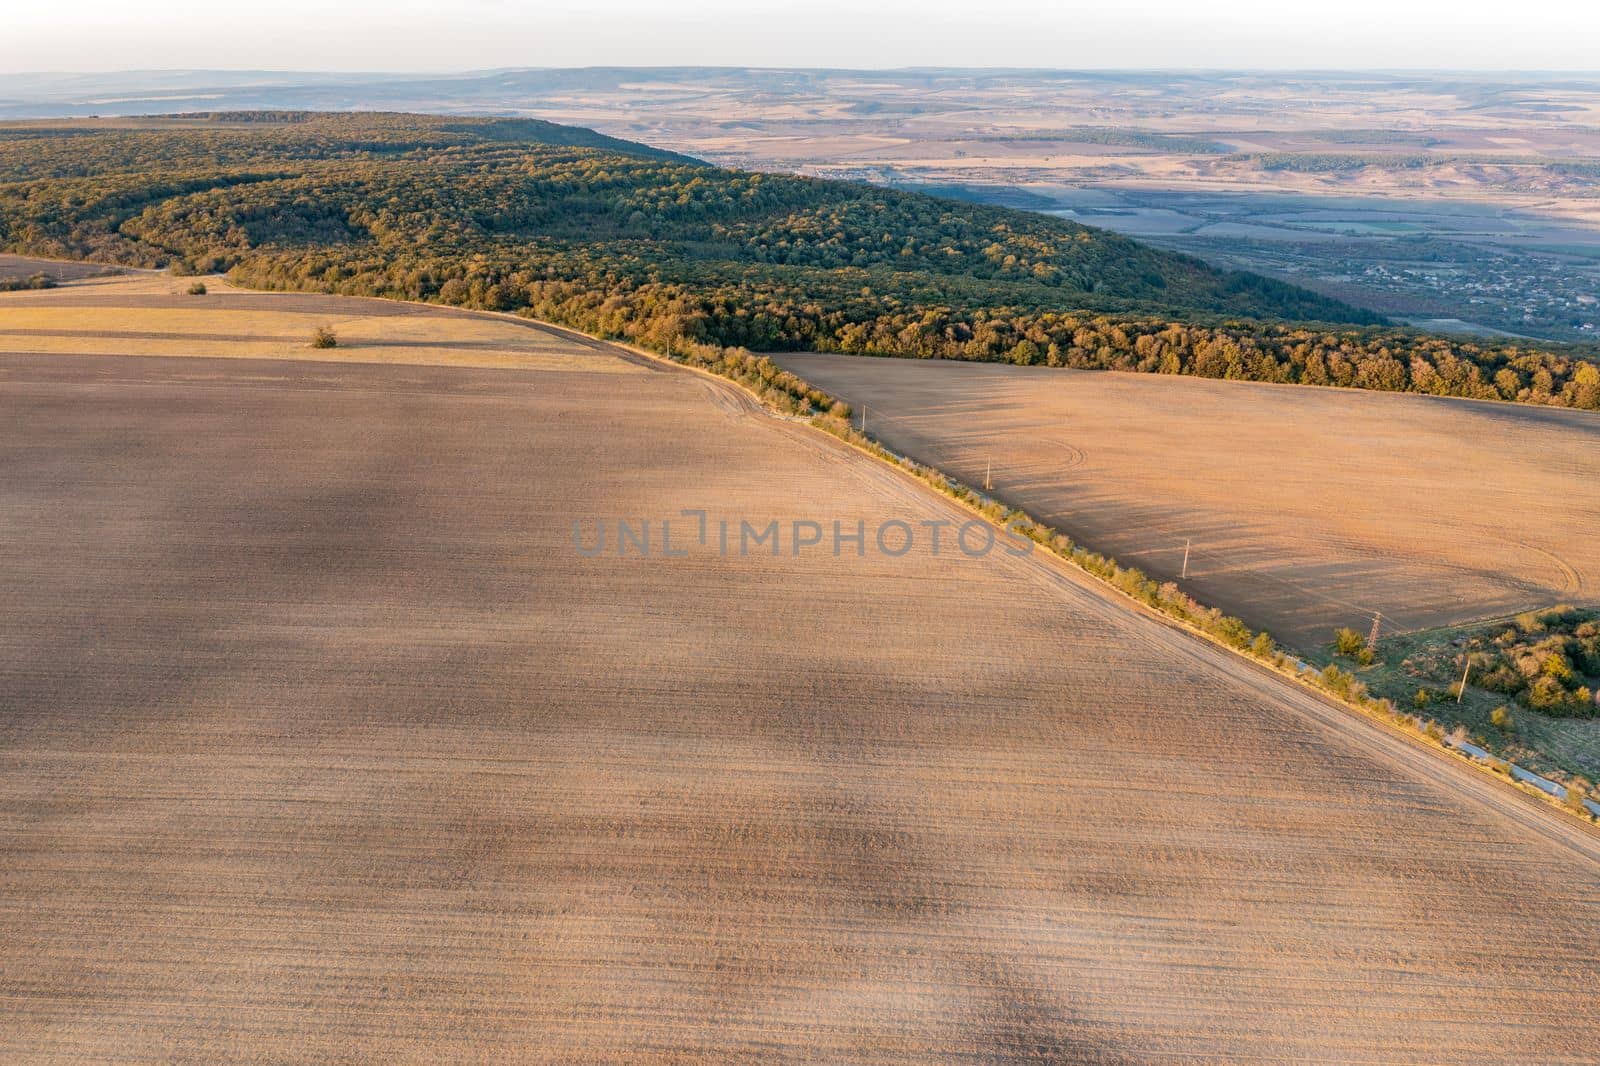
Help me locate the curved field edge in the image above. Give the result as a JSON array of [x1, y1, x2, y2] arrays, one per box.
[[551, 312, 1600, 833], [802, 409, 1600, 829], [767, 352, 1600, 782], [333, 275, 1599, 834], [9, 332, 1600, 1063], [164, 273, 1600, 829], [10, 264, 1599, 833]]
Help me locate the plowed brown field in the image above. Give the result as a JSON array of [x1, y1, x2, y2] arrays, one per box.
[[778, 353, 1600, 652], [0, 254, 116, 283], [2, 279, 1598, 1064]]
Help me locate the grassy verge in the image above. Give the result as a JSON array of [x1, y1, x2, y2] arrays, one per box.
[[1310, 617, 1600, 787]]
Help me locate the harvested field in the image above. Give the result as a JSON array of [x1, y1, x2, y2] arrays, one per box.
[[0, 274, 639, 373], [0, 254, 116, 284], [2, 283, 1599, 1063], [778, 353, 1600, 652]]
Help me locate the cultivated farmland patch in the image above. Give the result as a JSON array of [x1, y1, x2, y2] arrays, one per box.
[[2, 282, 1598, 1064]]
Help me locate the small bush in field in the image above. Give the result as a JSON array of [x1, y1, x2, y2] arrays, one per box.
[[310, 327, 338, 349], [1334, 627, 1365, 657]]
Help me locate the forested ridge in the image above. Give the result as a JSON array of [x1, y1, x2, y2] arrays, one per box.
[[3, 111, 1598, 409]]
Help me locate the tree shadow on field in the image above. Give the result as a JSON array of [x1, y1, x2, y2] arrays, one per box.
[[0, 354, 1162, 1061], [773, 360, 1595, 651], [650, 768, 1146, 1063], [0, 355, 511, 749]]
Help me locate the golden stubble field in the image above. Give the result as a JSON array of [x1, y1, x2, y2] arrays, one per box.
[[778, 353, 1600, 653], [2, 280, 1599, 1063], [0, 273, 640, 373]]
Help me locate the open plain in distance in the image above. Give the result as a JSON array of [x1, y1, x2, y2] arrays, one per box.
[[8, 70, 1596, 338], [2, 277, 1599, 1063]]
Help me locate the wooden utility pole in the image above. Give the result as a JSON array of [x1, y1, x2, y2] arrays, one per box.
[[985, 458, 992, 492], [1457, 658, 1472, 703], [859, 404, 867, 434], [1366, 612, 1383, 657], [1181, 539, 1190, 580]]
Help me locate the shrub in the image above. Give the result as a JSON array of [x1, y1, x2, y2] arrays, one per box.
[[1526, 675, 1568, 711], [187, 281, 207, 295], [1320, 664, 1357, 698], [1541, 653, 1574, 683], [0, 272, 56, 292], [1490, 705, 1514, 731], [1480, 664, 1525, 695], [310, 327, 338, 349]]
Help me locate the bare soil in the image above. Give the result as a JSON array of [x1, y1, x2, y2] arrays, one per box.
[[777, 353, 1600, 653], [0, 254, 118, 283], [0, 274, 639, 372], [2, 283, 1598, 1063]]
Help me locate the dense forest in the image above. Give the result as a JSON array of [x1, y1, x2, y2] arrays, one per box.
[[3, 112, 1598, 410]]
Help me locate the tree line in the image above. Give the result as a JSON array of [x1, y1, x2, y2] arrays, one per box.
[[3, 112, 1598, 410]]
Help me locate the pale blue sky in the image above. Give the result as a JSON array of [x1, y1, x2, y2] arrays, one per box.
[[4, 0, 1596, 73]]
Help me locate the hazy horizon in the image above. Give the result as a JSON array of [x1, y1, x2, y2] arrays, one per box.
[[5, 1, 1598, 75], [6, 65, 1600, 78]]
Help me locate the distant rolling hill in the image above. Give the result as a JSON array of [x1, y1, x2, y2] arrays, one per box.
[[3, 111, 1596, 410], [0, 110, 1371, 323]]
